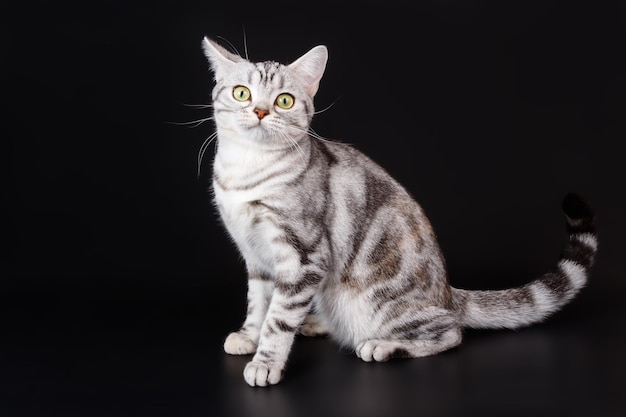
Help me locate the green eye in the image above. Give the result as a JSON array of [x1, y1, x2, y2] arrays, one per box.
[[275, 93, 295, 109], [233, 86, 251, 101]]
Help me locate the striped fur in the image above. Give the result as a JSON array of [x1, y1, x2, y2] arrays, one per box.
[[201, 38, 598, 386]]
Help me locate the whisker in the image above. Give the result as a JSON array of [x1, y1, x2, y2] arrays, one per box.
[[166, 117, 214, 128], [285, 123, 339, 145], [289, 136, 307, 167], [274, 130, 306, 167], [309, 127, 352, 146], [309, 98, 339, 116], [182, 103, 213, 109], [307, 127, 335, 143], [242, 26, 249, 60], [197, 131, 218, 178]]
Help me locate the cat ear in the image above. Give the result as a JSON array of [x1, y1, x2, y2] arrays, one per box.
[[202, 37, 245, 80], [288, 45, 328, 97]]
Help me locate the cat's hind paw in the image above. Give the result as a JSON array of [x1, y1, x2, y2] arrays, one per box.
[[243, 361, 284, 387], [224, 332, 257, 355], [299, 314, 330, 337], [356, 340, 398, 362]]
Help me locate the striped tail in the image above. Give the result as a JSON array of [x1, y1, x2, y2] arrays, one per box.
[[452, 193, 598, 329]]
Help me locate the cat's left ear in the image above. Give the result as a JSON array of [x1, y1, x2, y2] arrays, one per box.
[[288, 45, 328, 97]]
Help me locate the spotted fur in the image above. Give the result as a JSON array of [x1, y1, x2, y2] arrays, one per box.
[[201, 37, 598, 387]]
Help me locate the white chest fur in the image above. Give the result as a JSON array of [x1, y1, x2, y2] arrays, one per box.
[[213, 179, 274, 264], [211, 134, 311, 273], [212, 152, 287, 271]]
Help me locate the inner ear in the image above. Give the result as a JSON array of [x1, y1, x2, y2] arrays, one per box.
[[288, 45, 328, 97]]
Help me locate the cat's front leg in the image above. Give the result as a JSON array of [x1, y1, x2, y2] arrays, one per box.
[[224, 271, 273, 355], [243, 270, 322, 387]]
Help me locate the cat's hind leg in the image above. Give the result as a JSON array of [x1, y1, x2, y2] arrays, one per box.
[[355, 308, 462, 362], [300, 313, 330, 337], [356, 328, 462, 362]]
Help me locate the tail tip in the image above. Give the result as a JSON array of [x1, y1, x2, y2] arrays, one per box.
[[562, 193, 594, 221]]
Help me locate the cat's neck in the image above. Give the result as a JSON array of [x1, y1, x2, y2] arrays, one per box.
[[214, 128, 312, 177]]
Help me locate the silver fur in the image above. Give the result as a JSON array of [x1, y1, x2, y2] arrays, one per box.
[[201, 37, 598, 387]]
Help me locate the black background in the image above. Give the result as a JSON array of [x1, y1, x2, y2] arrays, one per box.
[[3, 1, 626, 416]]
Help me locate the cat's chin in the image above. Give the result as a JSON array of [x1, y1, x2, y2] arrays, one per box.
[[239, 124, 279, 144]]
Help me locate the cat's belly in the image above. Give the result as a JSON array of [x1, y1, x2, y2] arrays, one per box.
[[315, 284, 381, 348]]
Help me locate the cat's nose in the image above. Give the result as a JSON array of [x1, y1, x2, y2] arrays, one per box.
[[254, 108, 270, 120]]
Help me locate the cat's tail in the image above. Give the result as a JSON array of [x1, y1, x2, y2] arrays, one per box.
[[451, 193, 597, 329]]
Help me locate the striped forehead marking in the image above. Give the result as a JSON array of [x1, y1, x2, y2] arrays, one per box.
[[248, 61, 285, 89]]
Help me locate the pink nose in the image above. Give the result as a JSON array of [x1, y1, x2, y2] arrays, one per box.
[[254, 109, 270, 120]]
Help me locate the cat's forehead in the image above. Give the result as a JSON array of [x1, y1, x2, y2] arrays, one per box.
[[246, 61, 285, 87], [229, 59, 298, 90], [255, 61, 282, 78]]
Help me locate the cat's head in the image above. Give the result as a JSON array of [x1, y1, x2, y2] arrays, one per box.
[[202, 37, 328, 145]]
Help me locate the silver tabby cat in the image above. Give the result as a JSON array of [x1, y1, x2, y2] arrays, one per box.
[[201, 37, 598, 387]]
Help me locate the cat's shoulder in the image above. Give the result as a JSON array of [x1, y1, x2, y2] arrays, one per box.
[[310, 137, 393, 181]]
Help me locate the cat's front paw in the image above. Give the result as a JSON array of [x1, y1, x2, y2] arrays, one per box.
[[224, 332, 257, 355], [243, 361, 284, 387]]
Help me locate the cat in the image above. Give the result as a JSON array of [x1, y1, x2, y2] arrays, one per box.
[[200, 37, 597, 387]]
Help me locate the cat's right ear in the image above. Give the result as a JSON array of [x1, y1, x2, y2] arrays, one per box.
[[202, 37, 244, 80]]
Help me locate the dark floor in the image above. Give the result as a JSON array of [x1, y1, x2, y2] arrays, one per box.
[[2, 278, 625, 417]]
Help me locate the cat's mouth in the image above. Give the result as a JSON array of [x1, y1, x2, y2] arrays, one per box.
[[240, 120, 276, 141], [245, 121, 268, 131]]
